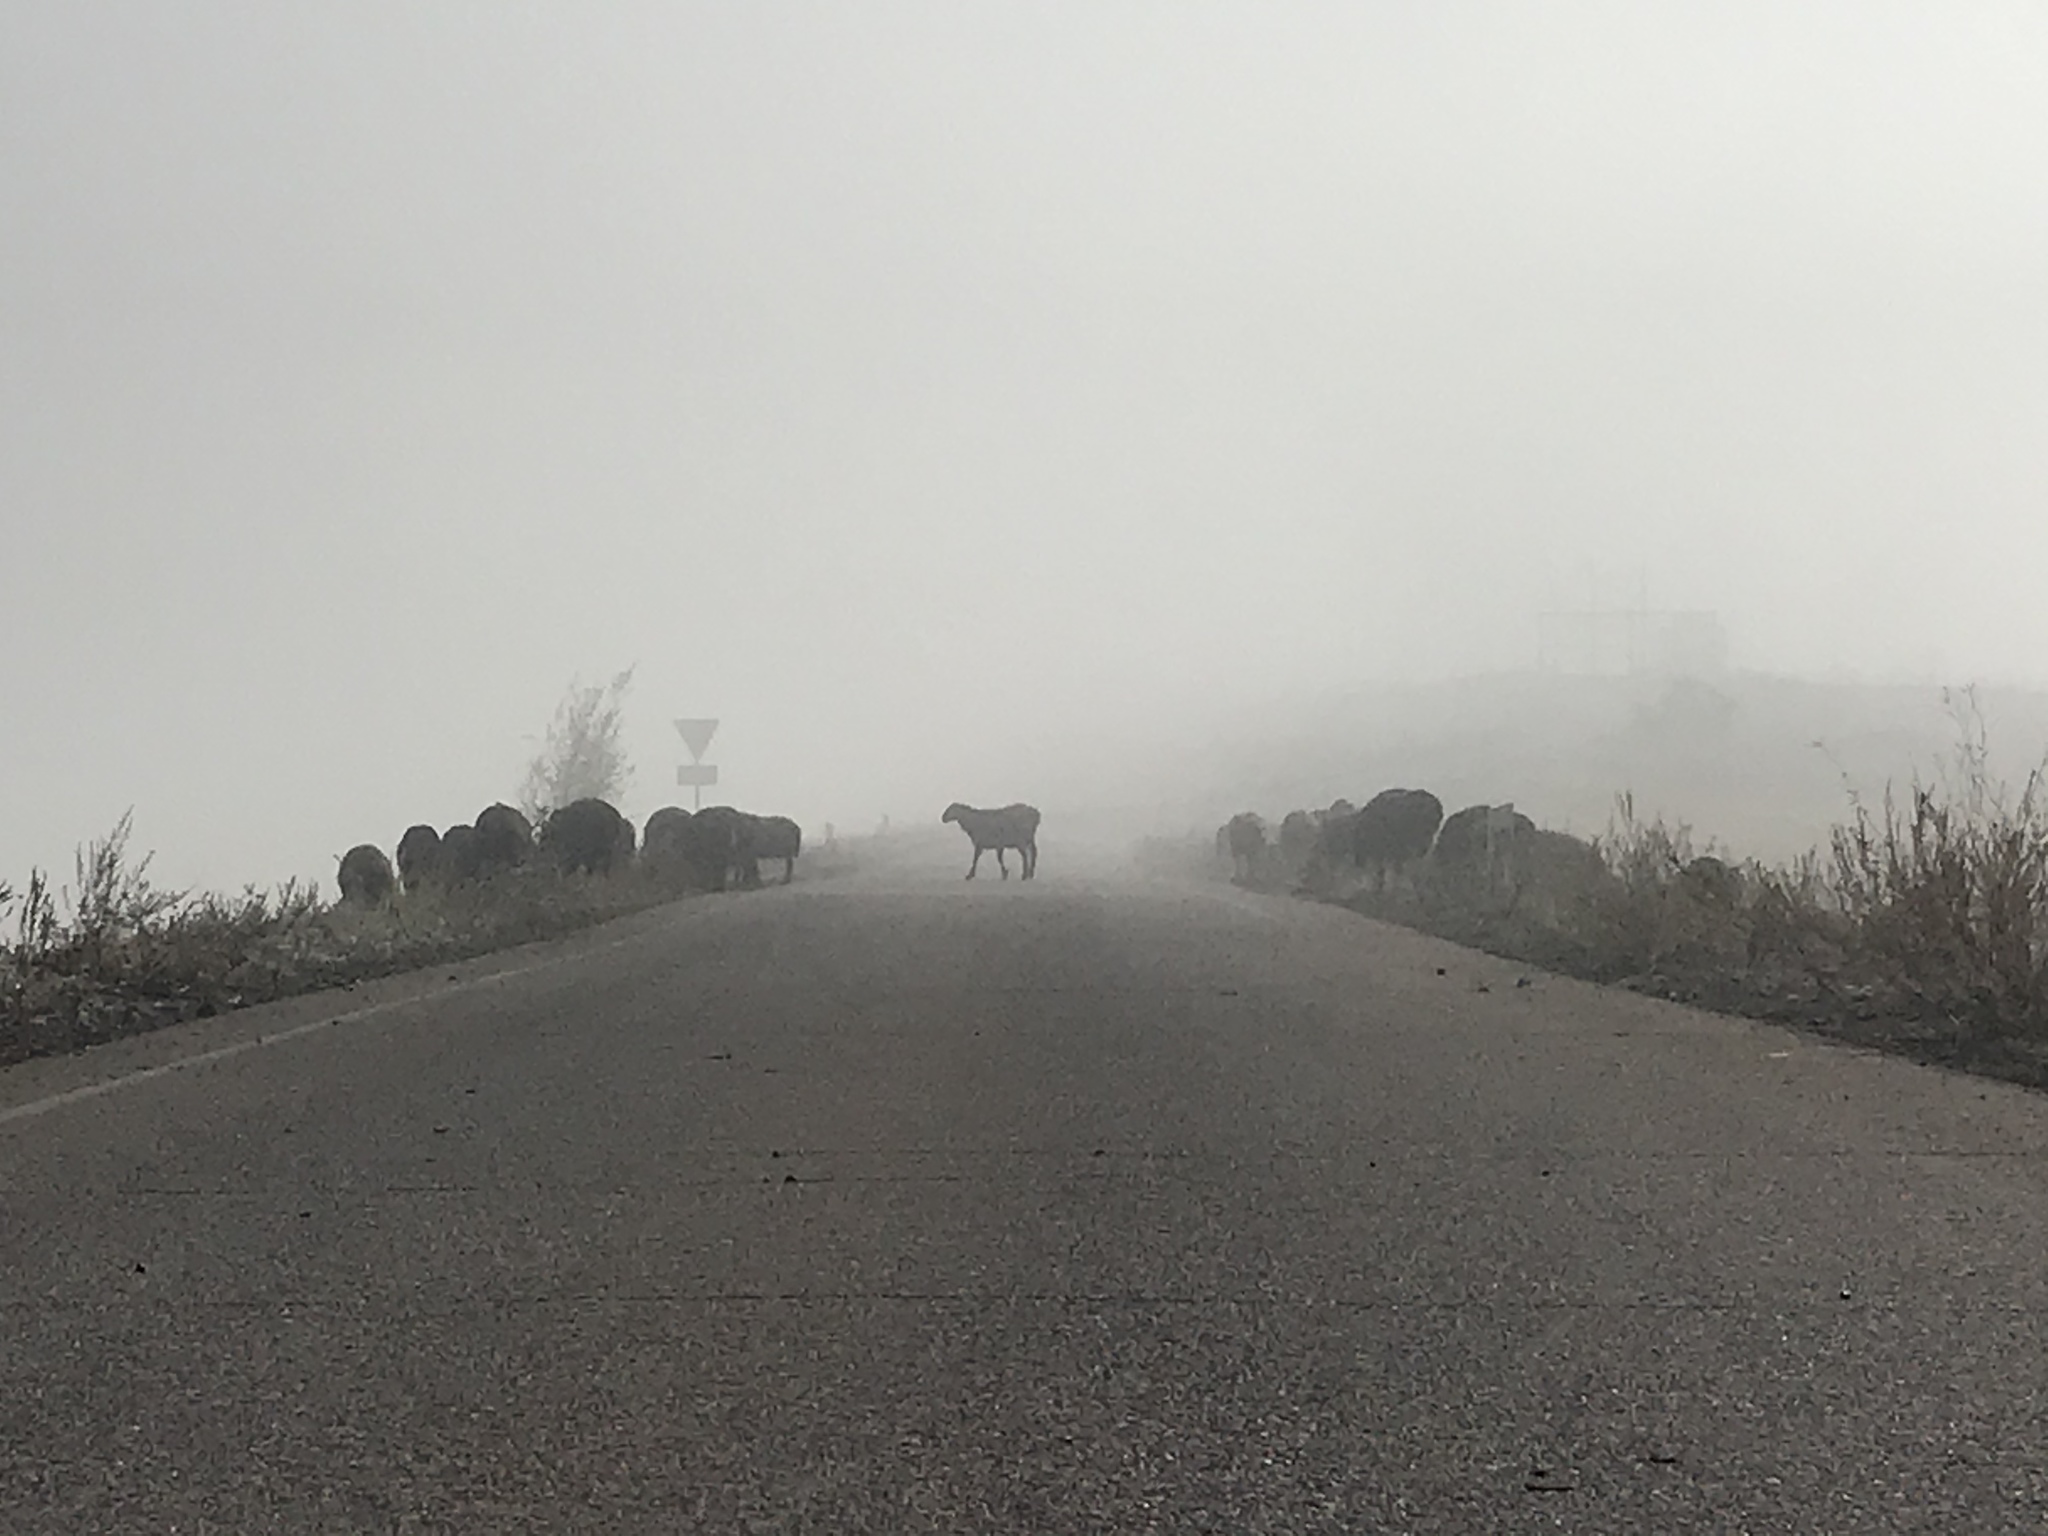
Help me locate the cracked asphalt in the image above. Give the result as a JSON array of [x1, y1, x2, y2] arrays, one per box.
[[6, 855, 2048, 1533]]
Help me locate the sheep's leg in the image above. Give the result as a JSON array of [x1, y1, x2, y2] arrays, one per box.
[[966, 845, 982, 879], [1023, 841, 1037, 880], [996, 848, 1010, 879]]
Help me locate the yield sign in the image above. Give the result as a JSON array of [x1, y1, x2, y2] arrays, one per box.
[[673, 718, 719, 763]]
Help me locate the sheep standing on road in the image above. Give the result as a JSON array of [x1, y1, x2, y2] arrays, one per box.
[[682, 805, 759, 891], [942, 803, 1041, 880], [750, 815, 803, 885], [1224, 813, 1267, 883]]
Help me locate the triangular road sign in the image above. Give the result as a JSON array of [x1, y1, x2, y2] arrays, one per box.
[[674, 718, 719, 762]]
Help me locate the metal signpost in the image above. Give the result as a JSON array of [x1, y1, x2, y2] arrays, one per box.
[[674, 718, 720, 810]]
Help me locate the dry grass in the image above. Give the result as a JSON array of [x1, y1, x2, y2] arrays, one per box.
[[1213, 689, 2048, 1088], [0, 816, 701, 1068]]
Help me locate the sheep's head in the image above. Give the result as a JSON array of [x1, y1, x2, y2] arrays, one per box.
[[942, 803, 967, 825]]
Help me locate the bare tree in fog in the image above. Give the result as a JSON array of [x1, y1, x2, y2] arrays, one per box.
[[519, 668, 637, 821]]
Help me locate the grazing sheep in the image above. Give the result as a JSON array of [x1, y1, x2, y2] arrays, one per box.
[[395, 824, 443, 894], [1351, 788, 1444, 891], [1512, 828, 1615, 929], [1433, 803, 1537, 904], [539, 798, 630, 876], [337, 843, 396, 906], [681, 805, 758, 891], [750, 815, 802, 884], [642, 806, 695, 880], [440, 823, 483, 884], [943, 802, 1041, 880], [475, 803, 534, 874], [1224, 812, 1267, 883], [643, 805, 691, 846], [1278, 810, 1317, 868]]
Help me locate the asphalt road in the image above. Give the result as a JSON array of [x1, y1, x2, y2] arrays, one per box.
[[6, 850, 2048, 1533]]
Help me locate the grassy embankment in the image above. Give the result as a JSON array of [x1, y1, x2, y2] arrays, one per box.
[[1143, 696, 2048, 1090], [0, 818, 835, 1069]]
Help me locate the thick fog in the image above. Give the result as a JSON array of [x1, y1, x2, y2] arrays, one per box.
[[5, 4, 2047, 893]]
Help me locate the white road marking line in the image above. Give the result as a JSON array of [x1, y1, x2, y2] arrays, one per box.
[[0, 927, 653, 1129]]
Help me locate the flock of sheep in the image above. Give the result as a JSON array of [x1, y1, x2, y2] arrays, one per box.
[[334, 799, 804, 905], [1217, 790, 1565, 901]]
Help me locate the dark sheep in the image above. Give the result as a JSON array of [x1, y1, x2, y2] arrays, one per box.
[[642, 806, 695, 880], [395, 824, 443, 893], [1310, 805, 1358, 869], [539, 797, 630, 876], [1511, 829, 1616, 929], [475, 803, 534, 874], [1351, 788, 1444, 891], [644, 805, 692, 843], [337, 843, 396, 906], [1224, 812, 1266, 883], [682, 805, 758, 891], [750, 814, 802, 884], [440, 823, 483, 884], [1278, 810, 1317, 867], [1433, 803, 1537, 904]]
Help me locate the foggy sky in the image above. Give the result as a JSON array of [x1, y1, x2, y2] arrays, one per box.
[[5, 3, 2048, 893]]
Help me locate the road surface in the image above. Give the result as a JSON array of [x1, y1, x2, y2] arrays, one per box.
[[5, 853, 2048, 1533]]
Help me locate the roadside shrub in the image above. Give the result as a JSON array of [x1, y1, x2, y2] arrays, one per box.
[[1227, 689, 2048, 1082], [0, 812, 686, 1068], [1825, 692, 2048, 1039]]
